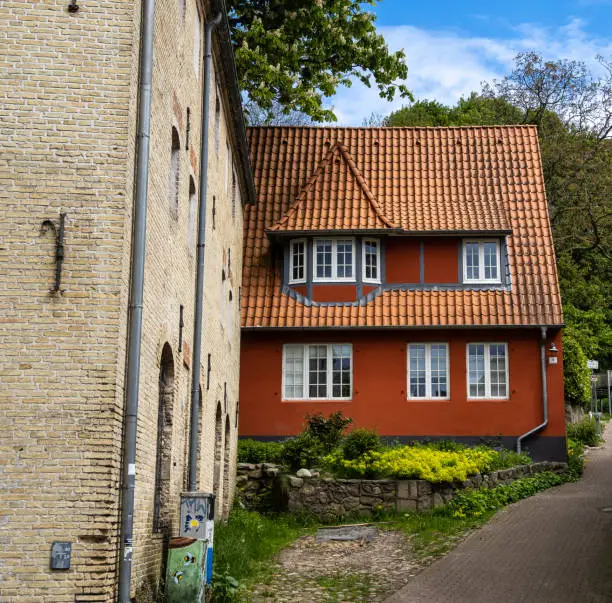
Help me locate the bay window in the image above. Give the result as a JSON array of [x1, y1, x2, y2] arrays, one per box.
[[407, 343, 449, 399], [314, 238, 355, 282], [289, 239, 306, 284], [362, 238, 381, 283], [283, 343, 352, 400], [467, 343, 508, 399]]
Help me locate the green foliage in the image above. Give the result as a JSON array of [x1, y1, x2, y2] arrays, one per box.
[[566, 417, 601, 447], [341, 428, 382, 460], [325, 444, 529, 483], [305, 412, 353, 453], [228, 0, 411, 122], [444, 472, 565, 519], [281, 432, 326, 471], [566, 437, 585, 481], [213, 508, 314, 590], [562, 333, 591, 406], [210, 571, 243, 602], [237, 439, 284, 464], [484, 448, 532, 471]]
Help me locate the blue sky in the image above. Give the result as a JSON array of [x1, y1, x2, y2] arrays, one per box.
[[331, 0, 612, 125]]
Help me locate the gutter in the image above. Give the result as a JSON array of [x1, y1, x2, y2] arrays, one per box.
[[188, 11, 222, 491], [517, 326, 549, 454], [118, 0, 156, 600], [211, 0, 256, 204]]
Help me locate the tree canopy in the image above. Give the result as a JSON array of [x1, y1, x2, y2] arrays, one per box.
[[227, 0, 411, 123]]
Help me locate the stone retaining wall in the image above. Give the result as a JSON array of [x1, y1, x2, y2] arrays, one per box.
[[237, 461, 567, 519]]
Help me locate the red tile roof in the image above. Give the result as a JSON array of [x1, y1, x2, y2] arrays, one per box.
[[242, 126, 563, 329]]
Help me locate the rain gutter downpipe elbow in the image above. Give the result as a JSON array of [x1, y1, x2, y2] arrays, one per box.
[[118, 0, 156, 600], [517, 327, 549, 455], [188, 11, 223, 492]]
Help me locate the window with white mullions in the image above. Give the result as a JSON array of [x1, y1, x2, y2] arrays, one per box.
[[363, 238, 381, 283], [463, 240, 501, 284], [289, 239, 306, 284], [283, 344, 353, 400], [467, 343, 508, 399], [332, 344, 352, 398], [314, 238, 355, 282], [407, 343, 449, 399], [308, 345, 328, 398]]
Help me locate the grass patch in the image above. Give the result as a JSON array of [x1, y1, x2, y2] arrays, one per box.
[[388, 511, 494, 561], [315, 573, 374, 602]]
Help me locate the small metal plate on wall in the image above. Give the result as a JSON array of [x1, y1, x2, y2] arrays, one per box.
[[50, 541, 71, 570]]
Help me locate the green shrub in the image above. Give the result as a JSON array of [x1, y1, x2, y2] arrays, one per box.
[[342, 428, 382, 460], [424, 440, 467, 453], [444, 471, 565, 518], [237, 439, 284, 464], [562, 333, 591, 407], [280, 433, 325, 471], [566, 417, 600, 447], [305, 412, 352, 453], [484, 448, 532, 471]]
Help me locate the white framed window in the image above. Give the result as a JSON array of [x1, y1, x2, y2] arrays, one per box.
[[282, 344, 352, 400], [289, 239, 306, 284], [467, 343, 509, 399], [463, 240, 501, 284], [314, 238, 355, 282], [407, 343, 449, 399], [362, 238, 381, 283]]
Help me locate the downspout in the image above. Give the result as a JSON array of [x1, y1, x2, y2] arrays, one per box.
[[118, 0, 156, 600], [188, 12, 223, 491], [517, 327, 549, 454]]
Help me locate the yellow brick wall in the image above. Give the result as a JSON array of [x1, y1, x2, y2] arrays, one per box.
[[0, 0, 245, 599]]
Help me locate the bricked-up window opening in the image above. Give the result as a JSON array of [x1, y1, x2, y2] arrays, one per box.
[[222, 416, 231, 517], [214, 96, 221, 155], [193, 7, 201, 77], [153, 344, 174, 534], [212, 196, 216, 230], [206, 353, 211, 390], [179, 0, 186, 23], [213, 403, 223, 517], [225, 142, 231, 193], [187, 177, 197, 254], [231, 170, 237, 221], [185, 107, 191, 150], [170, 127, 181, 218], [196, 385, 203, 489]]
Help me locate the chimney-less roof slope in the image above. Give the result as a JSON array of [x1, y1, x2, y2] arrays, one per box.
[[242, 126, 563, 329]]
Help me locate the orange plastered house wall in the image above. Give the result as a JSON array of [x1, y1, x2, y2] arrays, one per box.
[[239, 126, 566, 461]]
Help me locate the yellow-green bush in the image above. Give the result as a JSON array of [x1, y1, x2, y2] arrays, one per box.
[[326, 446, 499, 483]]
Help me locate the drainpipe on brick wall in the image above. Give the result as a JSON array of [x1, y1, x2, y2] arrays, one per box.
[[188, 12, 222, 491], [118, 0, 156, 600], [517, 327, 549, 455]]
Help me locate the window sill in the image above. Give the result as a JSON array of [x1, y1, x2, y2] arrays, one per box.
[[282, 398, 353, 403], [406, 398, 451, 402], [312, 278, 355, 284], [463, 280, 502, 285], [467, 397, 509, 402]]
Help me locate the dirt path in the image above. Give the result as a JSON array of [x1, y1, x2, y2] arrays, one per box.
[[249, 528, 420, 602]]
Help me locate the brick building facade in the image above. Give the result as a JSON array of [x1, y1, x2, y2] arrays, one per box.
[[0, 0, 253, 600]]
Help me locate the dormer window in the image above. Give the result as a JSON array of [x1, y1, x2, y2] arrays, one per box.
[[289, 239, 306, 284], [363, 238, 381, 284], [314, 238, 355, 282], [463, 240, 501, 284]]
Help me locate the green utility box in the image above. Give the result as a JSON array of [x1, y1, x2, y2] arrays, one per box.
[[165, 537, 207, 603]]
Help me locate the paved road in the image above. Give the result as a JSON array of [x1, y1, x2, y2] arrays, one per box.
[[386, 425, 612, 603]]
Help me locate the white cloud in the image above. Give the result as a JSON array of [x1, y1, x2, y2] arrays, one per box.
[[331, 18, 612, 126]]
